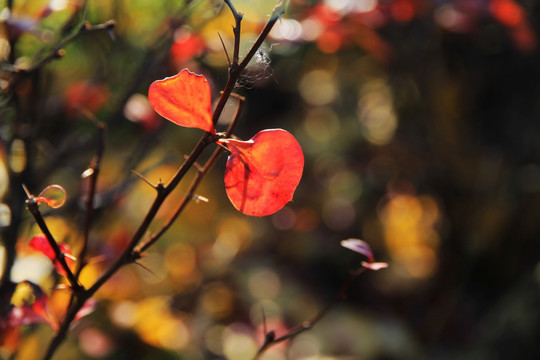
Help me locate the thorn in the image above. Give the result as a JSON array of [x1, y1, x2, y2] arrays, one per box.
[[184, 155, 204, 172], [22, 184, 32, 199], [64, 253, 77, 262], [262, 306, 268, 334], [216, 142, 230, 152], [131, 170, 156, 189], [219, 91, 245, 102], [192, 194, 209, 204], [218, 32, 232, 67], [134, 260, 161, 281], [229, 92, 245, 101]]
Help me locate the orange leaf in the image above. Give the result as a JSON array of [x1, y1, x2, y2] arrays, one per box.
[[148, 69, 215, 133], [221, 129, 304, 216], [36, 184, 66, 208]]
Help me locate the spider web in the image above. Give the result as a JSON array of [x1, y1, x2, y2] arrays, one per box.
[[236, 46, 276, 90]]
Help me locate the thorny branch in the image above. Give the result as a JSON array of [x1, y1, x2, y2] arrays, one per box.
[[137, 96, 245, 254], [23, 189, 83, 293], [38, 2, 282, 359]]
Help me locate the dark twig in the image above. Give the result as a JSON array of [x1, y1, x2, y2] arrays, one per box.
[[42, 294, 89, 360], [211, 8, 279, 128], [253, 268, 366, 359], [76, 110, 105, 279], [224, 0, 243, 65], [86, 132, 213, 297], [137, 96, 245, 254], [6, 21, 116, 75], [24, 189, 84, 293]]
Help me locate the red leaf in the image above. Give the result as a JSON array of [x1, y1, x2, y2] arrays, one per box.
[[75, 299, 96, 321], [64, 81, 109, 116], [29, 235, 55, 259], [221, 129, 304, 216], [28, 235, 75, 276], [148, 69, 215, 133]]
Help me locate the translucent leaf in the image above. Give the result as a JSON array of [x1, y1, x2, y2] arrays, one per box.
[[36, 184, 66, 208], [341, 238, 388, 271], [340, 238, 374, 262], [221, 129, 304, 216], [361, 261, 389, 271], [148, 69, 215, 133], [75, 299, 96, 321]]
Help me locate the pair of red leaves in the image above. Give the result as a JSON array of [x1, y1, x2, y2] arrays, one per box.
[[148, 69, 304, 216]]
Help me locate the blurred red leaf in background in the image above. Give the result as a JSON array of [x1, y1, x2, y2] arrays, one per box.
[[29, 235, 75, 277], [170, 32, 206, 65], [64, 81, 109, 116]]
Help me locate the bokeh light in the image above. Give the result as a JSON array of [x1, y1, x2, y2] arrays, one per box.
[[379, 191, 441, 281], [357, 77, 397, 145], [79, 327, 114, 358], [222, 324, 257, 360], [299, 69, 338, 106], [248, 268, 281, 301]]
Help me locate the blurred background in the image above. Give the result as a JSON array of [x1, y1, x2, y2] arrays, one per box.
[[1, 0, 540, 359]]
